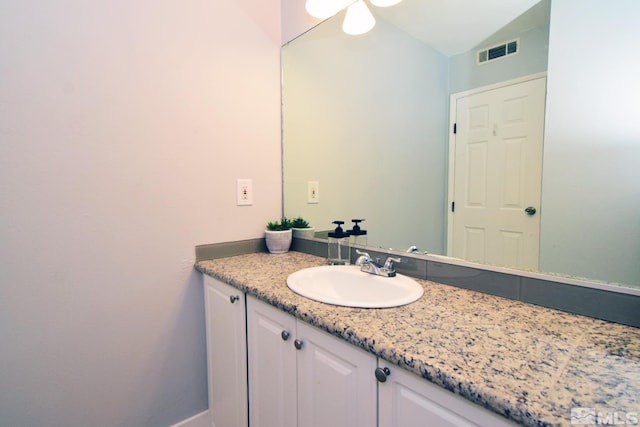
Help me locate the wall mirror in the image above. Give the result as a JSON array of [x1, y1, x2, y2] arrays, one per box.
[[282, 0, 640, 291]]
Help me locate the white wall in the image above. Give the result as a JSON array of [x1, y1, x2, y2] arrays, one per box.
[[540, 0, 640, 284], [281, 0, 323, 43], [449, 24, 549, 94], [0, 0, 282, 425]]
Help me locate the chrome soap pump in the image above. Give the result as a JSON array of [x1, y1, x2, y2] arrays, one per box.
[[328, 220, 350, 265]]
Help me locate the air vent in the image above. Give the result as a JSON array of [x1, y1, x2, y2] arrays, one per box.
[[477, 39, 519, 65]]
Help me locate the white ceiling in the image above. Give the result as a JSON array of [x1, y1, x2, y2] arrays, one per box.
[[372, 0, 543, 56]]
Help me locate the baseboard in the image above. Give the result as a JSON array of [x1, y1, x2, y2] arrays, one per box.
[[170, 410, 209, 427]]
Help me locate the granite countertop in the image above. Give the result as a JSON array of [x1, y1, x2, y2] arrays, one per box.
[[195, 251, 640, 427]]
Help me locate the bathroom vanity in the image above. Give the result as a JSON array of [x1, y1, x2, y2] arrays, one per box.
[[196, 251, 639, 427]]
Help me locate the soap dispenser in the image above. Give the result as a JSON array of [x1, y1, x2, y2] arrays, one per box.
[[328, 220, 350, 265], [348, 219, 367, 248]]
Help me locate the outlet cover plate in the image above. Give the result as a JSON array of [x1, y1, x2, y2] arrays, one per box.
[[237, 179, 253, 206]]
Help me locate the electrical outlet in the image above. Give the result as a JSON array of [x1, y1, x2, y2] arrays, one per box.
[[307, 181, 319, 204], [237, 179, 253, 206]]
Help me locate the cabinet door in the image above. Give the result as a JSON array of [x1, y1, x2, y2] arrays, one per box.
[[296, 321, 377, 427], [378, 363, 517, 427], [203, 275, 247, 427], [247, 296, 297, 427]]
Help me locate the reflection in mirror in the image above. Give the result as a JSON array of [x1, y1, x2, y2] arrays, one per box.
[[283, 0, 640, 290]]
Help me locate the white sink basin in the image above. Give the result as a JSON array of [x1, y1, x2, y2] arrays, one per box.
[[286, 265, 424, 308]]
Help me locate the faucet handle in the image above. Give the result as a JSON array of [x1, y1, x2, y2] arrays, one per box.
[[355, 249, 371, 266], [355, 249, 370, 258], [383, 257, 401, 270]]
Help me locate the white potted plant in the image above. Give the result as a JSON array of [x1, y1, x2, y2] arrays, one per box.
[[264, 217, 293, 254], [291, 216, 315, 239]]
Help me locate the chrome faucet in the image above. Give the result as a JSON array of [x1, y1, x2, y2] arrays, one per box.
[[355, 249, 401, 277]]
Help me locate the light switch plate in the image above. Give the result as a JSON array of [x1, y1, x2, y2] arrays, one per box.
[[237, 179, 253, 206], [308, 181, 319, 204]]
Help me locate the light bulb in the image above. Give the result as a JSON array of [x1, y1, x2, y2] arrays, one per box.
[[305, 0, 349, 19], [369, 0, 402, 6], [342, 0, 376, 35]]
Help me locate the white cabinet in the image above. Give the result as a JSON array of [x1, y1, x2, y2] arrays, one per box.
[[203, 275, 247, 427], [204, 275, 518, 427], [247, 296, 377, 427], [296, 320, 377, 427], [378, 361, 517, 427], [246, 296, 297, 427]]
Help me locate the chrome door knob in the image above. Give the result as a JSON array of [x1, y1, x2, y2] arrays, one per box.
[[375, 367, 391, 382], [524, 206, 537, 215]]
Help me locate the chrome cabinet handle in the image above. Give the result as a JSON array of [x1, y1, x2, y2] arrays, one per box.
[[375, 367, 391, 383], [281, 330, 290, 341], [294, 339, 303, 350], [229, 295, 240, 304]]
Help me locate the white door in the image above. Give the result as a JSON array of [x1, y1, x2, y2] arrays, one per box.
[[247, 296, 297, 427], [203, 276, 248, 427], [296, 321, 377, 427], [450, 77, 546, 270]]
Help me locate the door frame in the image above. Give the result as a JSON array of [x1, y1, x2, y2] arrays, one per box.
[[446, 72, 547, 257]]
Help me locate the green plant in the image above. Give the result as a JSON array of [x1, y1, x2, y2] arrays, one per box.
[[291, 216, 311, 229], [266, 217, 292, 231]]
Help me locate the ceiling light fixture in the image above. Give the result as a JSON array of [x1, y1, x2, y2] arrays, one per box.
[[305, 0, 351, 19], [305, 0, 403, 36], [342, 0, 376, 35]]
